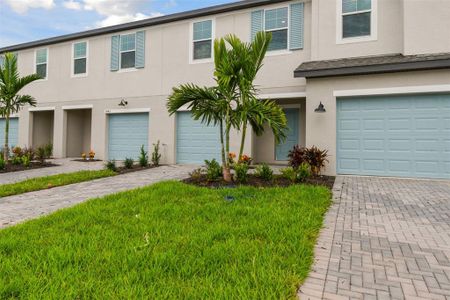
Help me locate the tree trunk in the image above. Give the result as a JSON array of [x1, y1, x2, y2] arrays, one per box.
[[223, 109, 232, 182], [219, 120, 226, 169], [238, 119, 247, 159], [3, 115, 9, 162]]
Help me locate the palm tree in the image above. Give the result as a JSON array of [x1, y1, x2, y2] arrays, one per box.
[[225, 32, 287, 158], [167, 33, 287, 182], [0, 52, 40, 161]]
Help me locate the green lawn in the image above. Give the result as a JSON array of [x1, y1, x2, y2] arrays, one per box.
[[0, 170, 116, 197], [0, 181, 331, 299]]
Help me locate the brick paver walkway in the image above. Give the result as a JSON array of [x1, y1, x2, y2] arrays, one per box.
[[0, 158, 104, 185], [0, 165, 196, 229], [299, 176, 450, 300]]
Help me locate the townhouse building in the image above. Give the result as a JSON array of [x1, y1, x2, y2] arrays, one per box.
[[1, 0, 449, 179]]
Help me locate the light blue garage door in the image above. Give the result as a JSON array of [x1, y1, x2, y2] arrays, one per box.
[[0, 118, 19, 148], [337, 94, 450, 179], [176, 112, 221, 164], [108, 113, 149, 160]]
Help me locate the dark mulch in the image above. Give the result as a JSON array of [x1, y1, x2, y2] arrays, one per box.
[[183, 174, 336, 190], [0, 162, 58, 174], [72, 159, 102, 162]]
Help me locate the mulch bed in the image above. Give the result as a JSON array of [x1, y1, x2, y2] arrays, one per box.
[[0, 162, 58, 174], [183, 174, 336, 190], [72, 159, 102, 162]]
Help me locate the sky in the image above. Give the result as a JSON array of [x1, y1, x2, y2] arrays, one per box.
[[0, 0, 236, 48]]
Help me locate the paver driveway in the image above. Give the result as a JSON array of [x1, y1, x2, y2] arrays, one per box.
[[0, 165, 196, 229], [0, 158, 104, 185], [299, 176, 450, 300]]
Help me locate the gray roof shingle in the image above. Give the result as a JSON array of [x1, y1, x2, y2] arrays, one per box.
[[0, 0, 290, 53], [294, 53, 450, 78]]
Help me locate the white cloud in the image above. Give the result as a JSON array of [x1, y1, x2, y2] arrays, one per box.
[[70, 0, 163, 28], [4, 0, 54, 14], [96, 12, 163, 27], [63, 0, 81, 10]]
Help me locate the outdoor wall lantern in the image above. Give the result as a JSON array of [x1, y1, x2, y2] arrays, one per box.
[[118, 99, 128, 107], [314, 102, 326, 113]]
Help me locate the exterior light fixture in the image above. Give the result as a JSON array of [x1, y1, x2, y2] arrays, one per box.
[[118, 99, 128, 107], [314, 102, 326, 113]]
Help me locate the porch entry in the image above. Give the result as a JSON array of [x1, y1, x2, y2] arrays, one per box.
[[276, 108, 299, 161]]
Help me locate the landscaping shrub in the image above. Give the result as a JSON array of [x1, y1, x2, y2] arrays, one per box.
[[280, 167, 297, 183], [11, 146, 23, 158], [36, 147, 46, 163], [255, 163, 273, 181], [44, 143, 53, 159], [234, 162, 249, 183], [288, 145, 329, 176], [22, 155, 31, 167], [288, 145, 307, 169], [124, 158, 134, 169], [105, 160, 117, 172], [297, 162, 311, 182], [151, 140, 162, 166], [204, 159, 222, 181], [11, 156, 22, 165], [139, 145, 148, 167], [189, 168, 204, 180], [305, 146, 329, 176], [23, 147, 35, 161], [0, 156, 5, 170], [238, 154, 252, 165]]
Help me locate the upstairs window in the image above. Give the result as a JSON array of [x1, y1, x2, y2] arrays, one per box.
[[264, 7, 289, 51], [192, 20, 213, 61], [342, 0, 372, 38], [73, 41, 87, 75], [35, 48, 48, 79], [120, 33, 136, 69]]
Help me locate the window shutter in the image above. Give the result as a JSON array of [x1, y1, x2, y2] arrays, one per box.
[[289, 2, 304, 50], [110, 35, 120, 71], [135, 31, 145, 68], [251, 10, 264, 41]]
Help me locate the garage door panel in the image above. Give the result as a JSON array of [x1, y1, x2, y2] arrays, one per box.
[[337, 94, 449, 179], [0, 118, 19, 148], [176, 112, 221, 164], [108, 113, 149, 160]]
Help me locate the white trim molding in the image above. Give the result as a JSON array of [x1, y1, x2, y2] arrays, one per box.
[[62, 104, 93, 110], [333, 84, 450, 97], [105, 108, 151, 114], [0, 114, 18, 118], [189, 17, 215, 64], [336, 0, 378, 44], [29, 106, 55, 112], [71, 40, 89, 78], [258, 92, 307, 99]]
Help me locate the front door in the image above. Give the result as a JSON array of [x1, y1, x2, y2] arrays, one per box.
[[276, 108, 299, 161]]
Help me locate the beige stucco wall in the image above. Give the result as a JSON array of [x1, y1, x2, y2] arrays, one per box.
[[403, 0, 450, 55], [305, 69, 450, 176], [65, 109, 91, 157], [30, 111, 54, 148], [310, 0, 403, 60]]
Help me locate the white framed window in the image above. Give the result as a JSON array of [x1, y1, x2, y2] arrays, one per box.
[[0, 54, 4, 68], [120, 33, 136, 69], [337, 0, 377, 44], [35, 48, 48, 79], [72, 41, 88, 76], [264, 7, 289, 51], [191, 19, 213, 62]]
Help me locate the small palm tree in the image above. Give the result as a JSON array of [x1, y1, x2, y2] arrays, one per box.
[[0, 52, 40, 161], [226, 32, 287, 158]]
